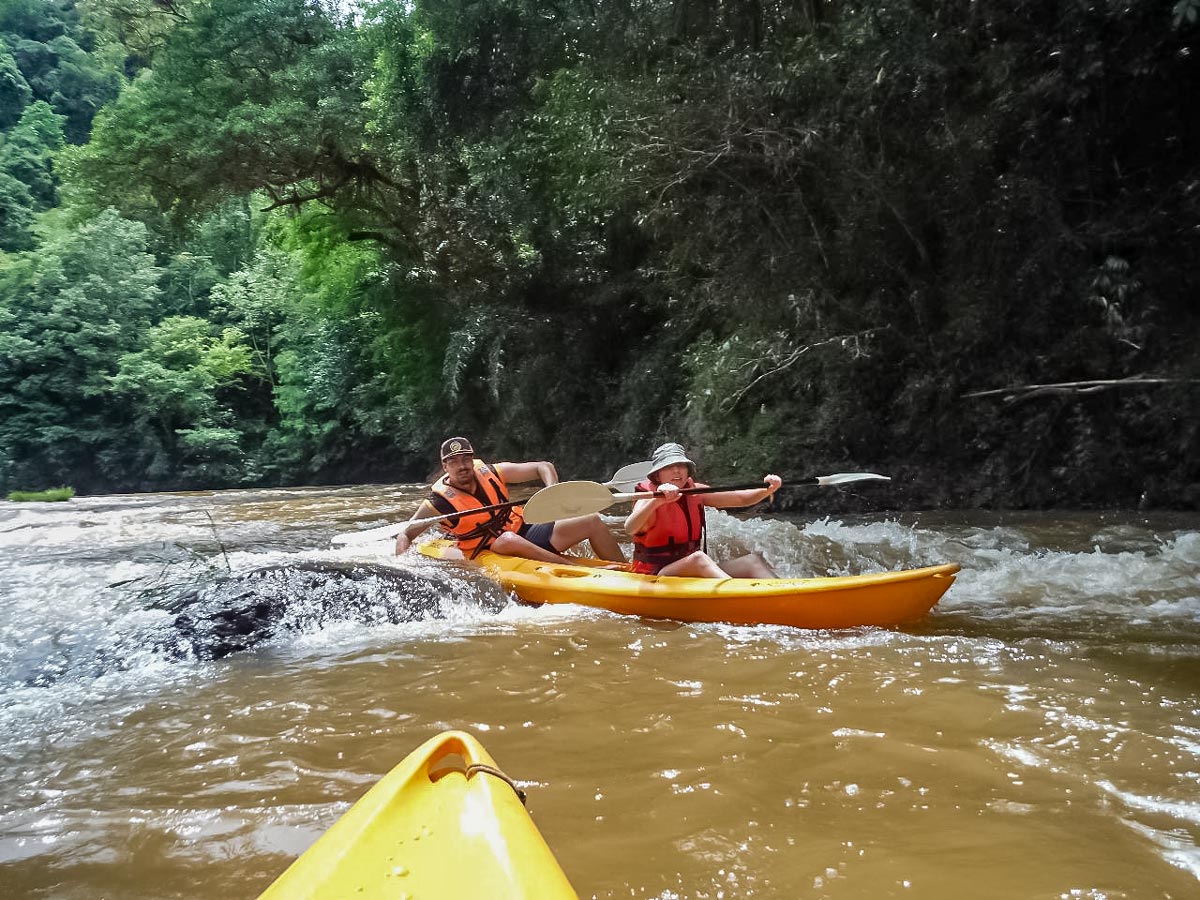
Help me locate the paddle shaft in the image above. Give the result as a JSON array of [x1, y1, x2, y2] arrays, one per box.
[[330, 460, 656, 547], [329, 500, 520, 546], [409, 466, 655, 526], [519, 471, 889, 523], [397, 467, 653, 530], [402, 499, 518, 530], [612, 478, 819, 502]]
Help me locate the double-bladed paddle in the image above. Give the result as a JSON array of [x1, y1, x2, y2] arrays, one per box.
[[329, 459, 655, 547], [520, 472, 891, 524]]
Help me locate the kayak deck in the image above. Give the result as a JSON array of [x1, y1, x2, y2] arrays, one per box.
[[259, 730, 577, 899], [419, 539, 959, 629]]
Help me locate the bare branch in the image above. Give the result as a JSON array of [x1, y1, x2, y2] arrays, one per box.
[[259, 180, 346, 211], [726, 327, 888, 410], [962, 376, 1200, 404]]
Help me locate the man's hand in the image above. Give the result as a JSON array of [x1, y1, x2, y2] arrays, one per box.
[[394, 531, 412, 556]]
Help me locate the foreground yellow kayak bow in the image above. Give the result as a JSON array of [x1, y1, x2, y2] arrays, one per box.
[[259, 731, 577, 899]]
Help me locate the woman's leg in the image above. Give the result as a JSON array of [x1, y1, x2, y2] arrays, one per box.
[[721, 552, 777, 578], [659, 550, 728, 578]]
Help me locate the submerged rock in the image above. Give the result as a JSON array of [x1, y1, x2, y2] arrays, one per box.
[[15, 561, 504, 687], [157, 560, 503, 660]]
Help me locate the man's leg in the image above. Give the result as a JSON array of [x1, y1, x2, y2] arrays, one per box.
[[549, 514, 626, 562]]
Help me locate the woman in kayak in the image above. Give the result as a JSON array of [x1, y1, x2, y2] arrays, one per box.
[[624, 443, 781, 578]]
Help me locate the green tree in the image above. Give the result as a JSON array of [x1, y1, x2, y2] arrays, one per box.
[[0, 167, 34, 250], [0, 207, 161, 491], [207, 247, 297, 385], [255, 211, 443, 482], [0, 35, 32, 128], [158, 201, 258, 318], [81, 0, 197, 63], [109, 315, 255, 485], [0, 0, 120, 144], [70, 0, 385, 223], [0, 99, 65, 208]]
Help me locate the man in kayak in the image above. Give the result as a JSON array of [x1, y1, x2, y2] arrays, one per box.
[[624, 442, 781, 577], [393, 436, 627, 564]]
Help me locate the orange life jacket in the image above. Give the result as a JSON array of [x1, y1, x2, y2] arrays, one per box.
[[431, 460, 525, 558], [630, 477, 706, 571]]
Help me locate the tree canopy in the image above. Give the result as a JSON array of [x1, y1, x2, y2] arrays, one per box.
[[0, 0, 1196, 507]]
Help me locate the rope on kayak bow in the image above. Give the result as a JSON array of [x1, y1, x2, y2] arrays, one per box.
[[466, 763, 528, 805]]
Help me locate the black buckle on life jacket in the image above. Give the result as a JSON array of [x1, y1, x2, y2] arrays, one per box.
[[458, 509, 513, 559]]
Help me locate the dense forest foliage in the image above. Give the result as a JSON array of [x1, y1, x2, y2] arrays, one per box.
[[1, 0, 1197, 508]]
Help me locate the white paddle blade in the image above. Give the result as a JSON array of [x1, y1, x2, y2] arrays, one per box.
[[814, 472, 891, 486], [331, 522, 404, 546], [521, 480, 619, 524], [604, 460, 653, 491]]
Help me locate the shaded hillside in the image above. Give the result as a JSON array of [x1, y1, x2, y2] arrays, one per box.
[[1, 0, 1197, 507]]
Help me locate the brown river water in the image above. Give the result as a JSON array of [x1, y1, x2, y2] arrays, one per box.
[[1, 485, 1198, 898]]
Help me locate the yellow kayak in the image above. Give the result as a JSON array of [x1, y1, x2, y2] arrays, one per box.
[[419, 539, 958, 629], [259, 731, 577, 899]]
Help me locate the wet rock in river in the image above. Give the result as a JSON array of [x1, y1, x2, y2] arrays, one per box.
[[157, 561, 502, 660]]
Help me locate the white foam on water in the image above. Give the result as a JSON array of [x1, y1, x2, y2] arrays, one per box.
[[715, 514, 1200, 629], [1108, 790, 1200, 882], [1097, 780, 1200, 829], [3, 491, 1198, 767], [0, 500, 227, 552]]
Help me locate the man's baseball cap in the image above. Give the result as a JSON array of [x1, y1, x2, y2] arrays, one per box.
[[439, 436, 475, 460]]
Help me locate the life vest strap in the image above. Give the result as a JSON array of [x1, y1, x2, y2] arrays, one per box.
[[442, 509, 515, 558], [632, 538, 702, 565]]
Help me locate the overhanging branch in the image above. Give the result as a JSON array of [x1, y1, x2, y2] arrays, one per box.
[[726, 327, 888, 410], [260, 182, 345, 212], [962, 375, 1198, 404]]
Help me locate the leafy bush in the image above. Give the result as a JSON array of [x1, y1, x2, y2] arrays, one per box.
[[8, 486, 74, 502]]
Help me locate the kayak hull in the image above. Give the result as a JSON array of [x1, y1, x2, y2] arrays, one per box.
[[419, 540, 958, 629], [259, 730, 577, 899]]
